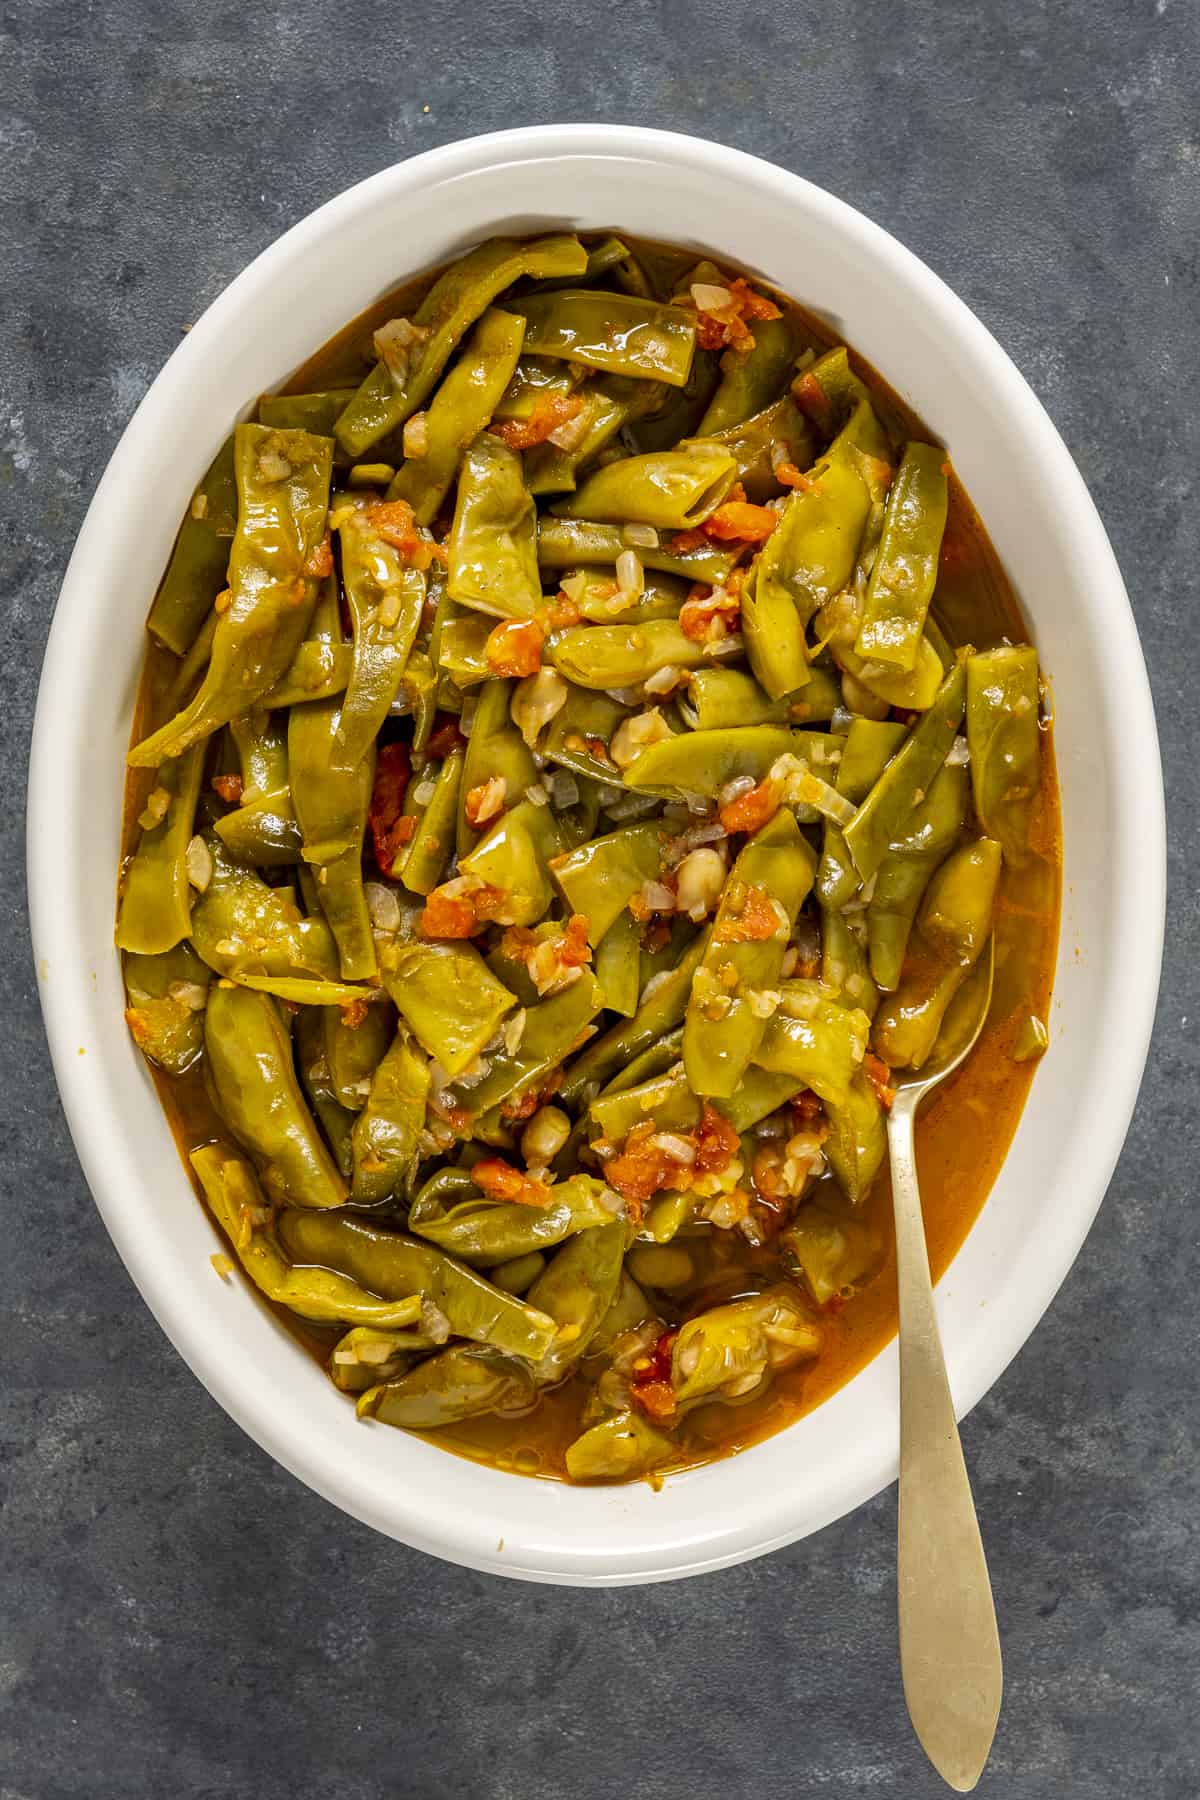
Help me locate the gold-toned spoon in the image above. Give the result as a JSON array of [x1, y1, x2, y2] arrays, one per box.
[[886, 942, 1002, 1793]]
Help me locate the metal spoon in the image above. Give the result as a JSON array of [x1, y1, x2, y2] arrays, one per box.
[[887, 941, 1002, 1793]]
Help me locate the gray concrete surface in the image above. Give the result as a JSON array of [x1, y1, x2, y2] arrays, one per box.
[[2, 1, 1198, 1795]]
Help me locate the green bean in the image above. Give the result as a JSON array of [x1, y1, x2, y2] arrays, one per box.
[[855, 443, 949, 671], [328, 1326, 422, 1393], [359, 1344, 535, 1429], [260, 639, 353, 709], [116, 744, 204, 953], [681, 664, 841, 731], [549, 821, 670, 944], [842, 657, 967, 883], [400, 747, 464, 893], [288, 695, 376, 981], [146, 435, 237, 656], [385, 307, 526, 523], [685, 392, 814, 504], [489, 1251, 548, 1295], [872, 837, 1002, 1069], [549, 618, 724, 690], [537, 517, 738, 586], [435, 610, 491, 686], [697, 316, 802, 434], [559, 930, 709, 1106], [752, 981, 870, 1108], [193, 1144, 418, 1326], [541, 685, 630, 785], [295, 1007, 355, 1177], [590, 1066, 700, 1142], [683, 809, 815, 1099], [324, 1000, 395, 1111], [277, 1209, 560, 1360], [204, 984, 349, 1208], [259, 390, 358, 436], [335, 234, 587, 458], [509, 290, 696, 386], [553, 447, 738, 530], [446, 432, 543, 621], [622, 724, 840, 799], [122, 943, 210, 1073], [525, 375, 667, 495], [382, 940, 515, 1076], [493, 355, 583, 422], [966, 645, 1042, 863], [190, 834, 340, 981], [671, 1287, 820, 1403], [782, 1202, 882, 1304], [409, 1174, 621, 1266], [449, 973, 605, 1130], [334, 495, 427, 766], [594, 909, 642, 1016], [565, 1410, 676, 1480], [526, 1222, 627, 1384], [129, 425, 333, 765], [866, 762, 968, 990], [350, 1026, 429, 1203], [822, 1072, 888, 1204]]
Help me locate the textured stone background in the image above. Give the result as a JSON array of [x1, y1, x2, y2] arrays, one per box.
[[3, 1, 1198, 1795]]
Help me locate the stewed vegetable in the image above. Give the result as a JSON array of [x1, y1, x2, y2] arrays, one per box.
[[119, 232, 1060, 1483]]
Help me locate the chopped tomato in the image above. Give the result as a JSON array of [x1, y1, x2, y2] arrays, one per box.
[[303, 531, 334, 578], [490, 392, 585, 452], [419, 878, 507, 939], [693, 1102, 739, 1176], [563, 731, 615, 767], [464, 778, 507, 829], [790, 1090, 826, 1130], [603, 1122, 674, 1205], [632, 1379, 677, 1423], [484, 616, 545, 679], [211, 773, 244, 805], [669, 528, 709, 554], [548, 591, 582, 628], [368, 742, 412, 872], [690, 277, 781, 353], [471, 1157, 553, 1208], [364, 498, 446, 570], [792, 369, 830, 426], [718, 779, 780, 835], [715, 882, 783, 943], [774, 461, 817, 491], [426, 715, 467, 759], [679, 582, 741, 643], [340, 997, 369, 1030], [702, 500, 779, 544], [499, 1069, 564, 1123], [418, 888, 478, 939], [863, 1052, 896, 1110]]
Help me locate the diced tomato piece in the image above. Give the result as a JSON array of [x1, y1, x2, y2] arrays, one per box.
[[211, 773, 243, 805], [368, 741, 412, 872], [426, 715, 467, 759], [792, 370, 830, 425], [669, 528, 709, 554], [632, 1379, 677, 1423], [364, 498, 446, 571], [471, 1156, 553, 1207], [418, 888, 479, 939], [703, 500, 779, 544], [548, 592, 582, 628], [499, 1069, 563, 1123], [693, 1102, 739, 1176], [340, 997, 369, 1030], [774, 461, 817, 491], [715, 882, 783, 943], [484, 616, 545, 679], [863, 1052, 896, 1110], [718, 779, 780, 835], [464, 778, 507, 829], [303, 531, 334, 578], [490, 392, 585, 452]]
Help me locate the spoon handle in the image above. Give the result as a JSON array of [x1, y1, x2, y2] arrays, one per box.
[[888, 1097, 1003, 1794]]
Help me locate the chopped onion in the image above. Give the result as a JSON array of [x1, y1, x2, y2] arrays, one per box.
[[615, 548, 644, 600], [622, 523, 659, 549], [547, 769, 579, 809], [402, 411, 429, 458], [137, 786, 171, 831], [184, 834, 213, 892], [364, 881, 401, 932], [643, 663, 681, 696], [691, 282, 732, 312]]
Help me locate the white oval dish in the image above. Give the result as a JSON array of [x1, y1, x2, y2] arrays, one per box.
[[28, 125, 1164, 1585]]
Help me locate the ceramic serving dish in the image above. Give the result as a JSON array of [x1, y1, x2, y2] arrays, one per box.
[[28, 125, 1165, 1584]]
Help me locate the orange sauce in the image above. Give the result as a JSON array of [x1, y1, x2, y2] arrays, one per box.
[[123, 233, 1062, 1482]]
